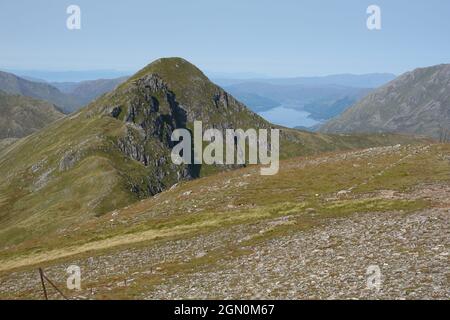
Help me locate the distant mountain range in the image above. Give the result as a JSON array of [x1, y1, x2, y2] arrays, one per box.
[[5, 69, 130, 82], [3, 63, 447, 141], [223, 81, 373, 118], [321, 64, 450, 139], [0, 69, 397, 128], [213, 73, 396, 125], [0, 70, 79, 113], [0, 70, 128, 113], [213, 73, 396, 88], [50, 77, 128, 107]]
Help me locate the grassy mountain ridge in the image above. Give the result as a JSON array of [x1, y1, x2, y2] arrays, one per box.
[[0, 58, 424, 255], [321, 64, 450, 139]]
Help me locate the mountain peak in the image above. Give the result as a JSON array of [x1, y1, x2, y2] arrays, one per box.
[[89, 57, 265, 134], [130, 57, 209, 84]]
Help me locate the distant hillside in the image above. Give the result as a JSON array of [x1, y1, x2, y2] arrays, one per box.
[[0, 90, 64, 140], [0, 71, 128, 113], [7, 69, 130, 82], [224, 81, 372, 120], [213, 74, 395, 126], [219, 91, 280, 112], [321, 64, 450, 139], [0, 71, 78, 113], [213, 73, 396, 88], [52, 77, 129, 106]]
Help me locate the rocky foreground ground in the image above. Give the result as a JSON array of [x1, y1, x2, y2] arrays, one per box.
[[147, 207, 449, 300], [0, 145, 448, 300], [1, 186, 448, 300]]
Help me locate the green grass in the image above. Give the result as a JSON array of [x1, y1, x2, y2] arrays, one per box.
[[0, 142, 447, 271], [0, 61, 426, 256], [0, 57, 442, 272]]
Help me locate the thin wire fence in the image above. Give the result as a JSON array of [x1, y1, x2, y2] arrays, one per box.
[[38, 268, 70, 300]]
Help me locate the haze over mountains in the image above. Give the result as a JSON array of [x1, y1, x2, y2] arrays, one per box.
[[213, 73, 396, 128], [321, 64, 450, 139], [50, 77, 129, 107], [0, 67, 396, 129], [0, 71, 79, 113], [213, 73, 396, 88], [1, 62, 447, 146], [6, 69, 130, 83], [0, 70, 128, 113]]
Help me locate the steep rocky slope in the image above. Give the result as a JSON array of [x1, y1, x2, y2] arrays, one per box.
[[321, 64, 450, 139]]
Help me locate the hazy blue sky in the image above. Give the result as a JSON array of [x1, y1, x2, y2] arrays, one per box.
[[1, 0, 449, 77]]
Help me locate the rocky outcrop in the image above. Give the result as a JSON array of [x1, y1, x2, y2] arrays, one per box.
[[106, 74, 196, 196]]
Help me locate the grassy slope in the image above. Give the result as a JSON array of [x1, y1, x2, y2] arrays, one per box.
[[0, 91, 64, 139], [321, 64, 450, 139], [0, 142, 448, 274], [0, 108, 422, 253], [0, 71, 79, 113], [0, 58, 430, 263], [0, 138, 19, 151]]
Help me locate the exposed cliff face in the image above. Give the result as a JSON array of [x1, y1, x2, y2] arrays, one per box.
[[90, 59, 272, 189], [321, 64, 450, 139], [113, 74, 188, 147], [107, 74, 194, 194]]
